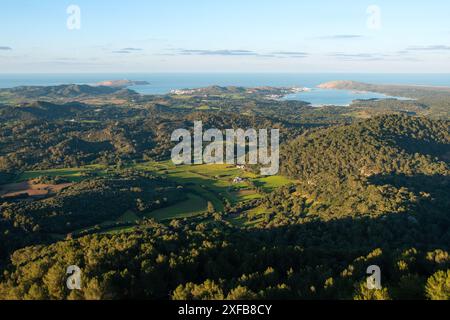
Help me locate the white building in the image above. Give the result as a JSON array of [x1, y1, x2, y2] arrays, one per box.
[[233, 177, 244, 183]]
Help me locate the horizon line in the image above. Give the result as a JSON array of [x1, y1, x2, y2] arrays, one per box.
[[2, 72, 450, 75]]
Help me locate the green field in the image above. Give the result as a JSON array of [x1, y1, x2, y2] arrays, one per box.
[[253, 175, 295, 192], [144, 193, 208, 221], [16, 164, 107, 182], [225, 204, 269, 227], [117, 210, 140, 223], [14, 161, 296, 231], [134, 161, 257, 204], [134, 162, 296, 223]]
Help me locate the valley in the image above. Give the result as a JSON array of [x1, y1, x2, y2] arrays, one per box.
[[0, 81, 448, 300]]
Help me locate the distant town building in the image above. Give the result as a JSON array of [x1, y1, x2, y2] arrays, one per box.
[[233, 177, 244, 183]]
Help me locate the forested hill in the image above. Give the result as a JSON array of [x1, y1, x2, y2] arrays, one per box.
[[318, 80, 450, 98], [3, 84, 130, 97], [0, 101, 90, 121], [281, 114, 450, 181], [0, 84, 138, 103], [275, 115, 450, 222]]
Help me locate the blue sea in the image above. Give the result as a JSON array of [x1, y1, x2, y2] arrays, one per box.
[[283, 89, 413, 107], [0, 73, 449, 106]]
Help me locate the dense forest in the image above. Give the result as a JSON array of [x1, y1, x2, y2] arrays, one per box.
[[0, 84, 449, 300]]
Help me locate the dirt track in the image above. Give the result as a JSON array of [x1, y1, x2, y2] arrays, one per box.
[[0, 181, 72, 198]]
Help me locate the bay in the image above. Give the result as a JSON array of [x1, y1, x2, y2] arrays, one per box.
[[0, 73, 447, 106]]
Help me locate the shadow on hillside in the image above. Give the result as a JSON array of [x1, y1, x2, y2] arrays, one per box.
[[368, 173, 450, 196], [220, 172, 450, 272], [392, 136, 450, 163], [2, 172, 449, 287], [175, 192, 450, 299]]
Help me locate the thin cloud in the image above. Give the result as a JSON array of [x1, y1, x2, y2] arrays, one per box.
[[169, 49, 307, 58], [406, 45, 450, 51], [29, 59, 109, 67], [329, 52, 386, 61], [112, 47, 143, 54], [271, 51, 309, 58], [178, 49, 258, 56], [0, 46, 12, 50], [329, 51, 424, 62], [121, 47, 143, 51], [317, 35, 364, 40], [112, 50, 132, 54]]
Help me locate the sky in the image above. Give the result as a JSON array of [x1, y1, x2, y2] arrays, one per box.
[[1, 0, 450, 73]]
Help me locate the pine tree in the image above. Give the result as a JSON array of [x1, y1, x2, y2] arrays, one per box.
[[425, 270, 450, 300]]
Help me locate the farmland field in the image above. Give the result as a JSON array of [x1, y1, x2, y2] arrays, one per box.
[[8, 161, 295, 229], [144, 193, 208, 221]]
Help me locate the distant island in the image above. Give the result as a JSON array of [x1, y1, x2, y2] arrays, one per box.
[[94, 79, 150, 88]]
